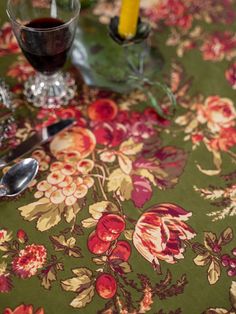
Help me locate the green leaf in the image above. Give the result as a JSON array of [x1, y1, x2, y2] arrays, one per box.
[[119, 138, 143, 156], [92, 256, 107, 265], [204, 232, 217, 251], [61, 268, 93, 293], [89, 201, 119, 220], [219, 227, 233, 246], [230, 281, 236, 310], [81, 217, 97, 228], [70, 286, 95, 308], [124, 229, 134, 241], [208, 258, 221, 285], [119, 261, 132, 273], [193, 253, 211, 266], [134, 169, 156, 186], [41, 268, 57, 290], [117, 154, 132, 175], [107, 169, 133, 200], [203, 309, 228, 314], [61, 275, 91, 292], [72, 268, 93, 278]]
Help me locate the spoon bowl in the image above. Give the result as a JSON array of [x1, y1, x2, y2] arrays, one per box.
[[0, 158, 39, 197]]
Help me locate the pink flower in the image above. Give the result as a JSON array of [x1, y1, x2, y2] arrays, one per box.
[[133, 203, 195, 266], [7, 56, 35, 82], [0, 22, 20, 56], [12, 244, 47, 279], [201, 32, 236, 61], [32, 0, 50, 8], [144, 0, 192, 30], [208, 127, 236, 151], [225, 62, 236, 89], [197, 96, 236, 132], [0, 274, 12, 293]]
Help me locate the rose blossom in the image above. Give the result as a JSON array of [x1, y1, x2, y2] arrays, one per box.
[[133, 203, 195, 266], [196, 96, 236, 132], [201, 32, 236, 61], [144, 0, 192, 30], [12, 244, 47, 279], [208, 127, 236, 151]]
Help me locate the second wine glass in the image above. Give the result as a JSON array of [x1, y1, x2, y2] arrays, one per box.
[[7, 0, 80, 108]]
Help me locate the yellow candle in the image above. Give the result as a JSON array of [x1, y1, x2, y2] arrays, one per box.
[[118, 0, 140, 39]]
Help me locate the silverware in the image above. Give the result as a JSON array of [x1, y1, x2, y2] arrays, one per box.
[[0, 158, 39, 197], [0, 119, 74, 169], [0, 78, 13, 109]]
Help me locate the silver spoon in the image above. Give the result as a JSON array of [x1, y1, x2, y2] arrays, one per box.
[[0, 158, 39, 197]]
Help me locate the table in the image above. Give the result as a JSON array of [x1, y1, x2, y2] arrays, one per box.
[[0, 1, 236, 313]]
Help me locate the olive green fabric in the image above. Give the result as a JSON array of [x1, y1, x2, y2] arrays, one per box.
[[0, 1, 236, 314]]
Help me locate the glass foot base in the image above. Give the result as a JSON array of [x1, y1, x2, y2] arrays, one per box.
[[24, 72, 76, 109]]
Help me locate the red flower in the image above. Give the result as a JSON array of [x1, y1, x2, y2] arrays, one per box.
[[0, 22, 20, 56], [191, 132, 204, 144], [225, 62, 236, 89], [88, 99, 118, 121], [208, 127, 236, 151], [201, 32, 236, 61], [7, 56, 35, 82], [36, 106, 85, 130], [93, 121, 127, 147], [17, 229, 28, 244], [144, 0, 192, 30], [12, 244, 47, 279], [3, 304, 44, 314], [133, 203, 195, 266], [0, 274, 12, 293], [144, 108, 171, 127]]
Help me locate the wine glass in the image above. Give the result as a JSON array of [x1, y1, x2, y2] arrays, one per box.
[[7, 0, 80, 108]]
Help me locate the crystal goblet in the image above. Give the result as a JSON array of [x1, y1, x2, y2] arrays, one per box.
[[7, 0, 80, 108]]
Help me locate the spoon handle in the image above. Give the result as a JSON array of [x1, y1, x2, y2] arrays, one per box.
[[0, 159, 7, 169], [0, 185, 7, 197]]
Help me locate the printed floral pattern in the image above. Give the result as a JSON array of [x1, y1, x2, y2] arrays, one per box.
[[0, 22, 20, 56], [0, 2, 236, 313], [3, 304, 44, 314], [133, 203, 195, 268], [12, 244, 47, 279]]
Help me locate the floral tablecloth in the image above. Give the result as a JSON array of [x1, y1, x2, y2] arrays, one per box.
[[0, 1, 236, 314]]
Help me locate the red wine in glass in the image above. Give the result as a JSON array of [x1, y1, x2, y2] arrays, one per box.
[[7, 0, 80, 108], [21, 17, 72, 74]]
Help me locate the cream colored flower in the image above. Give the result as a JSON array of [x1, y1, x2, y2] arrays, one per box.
[[0, 229, 12, 244]]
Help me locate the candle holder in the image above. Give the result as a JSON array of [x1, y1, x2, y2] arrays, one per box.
[[109, 16, 151, 46], [108, 16, 176, 118]]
